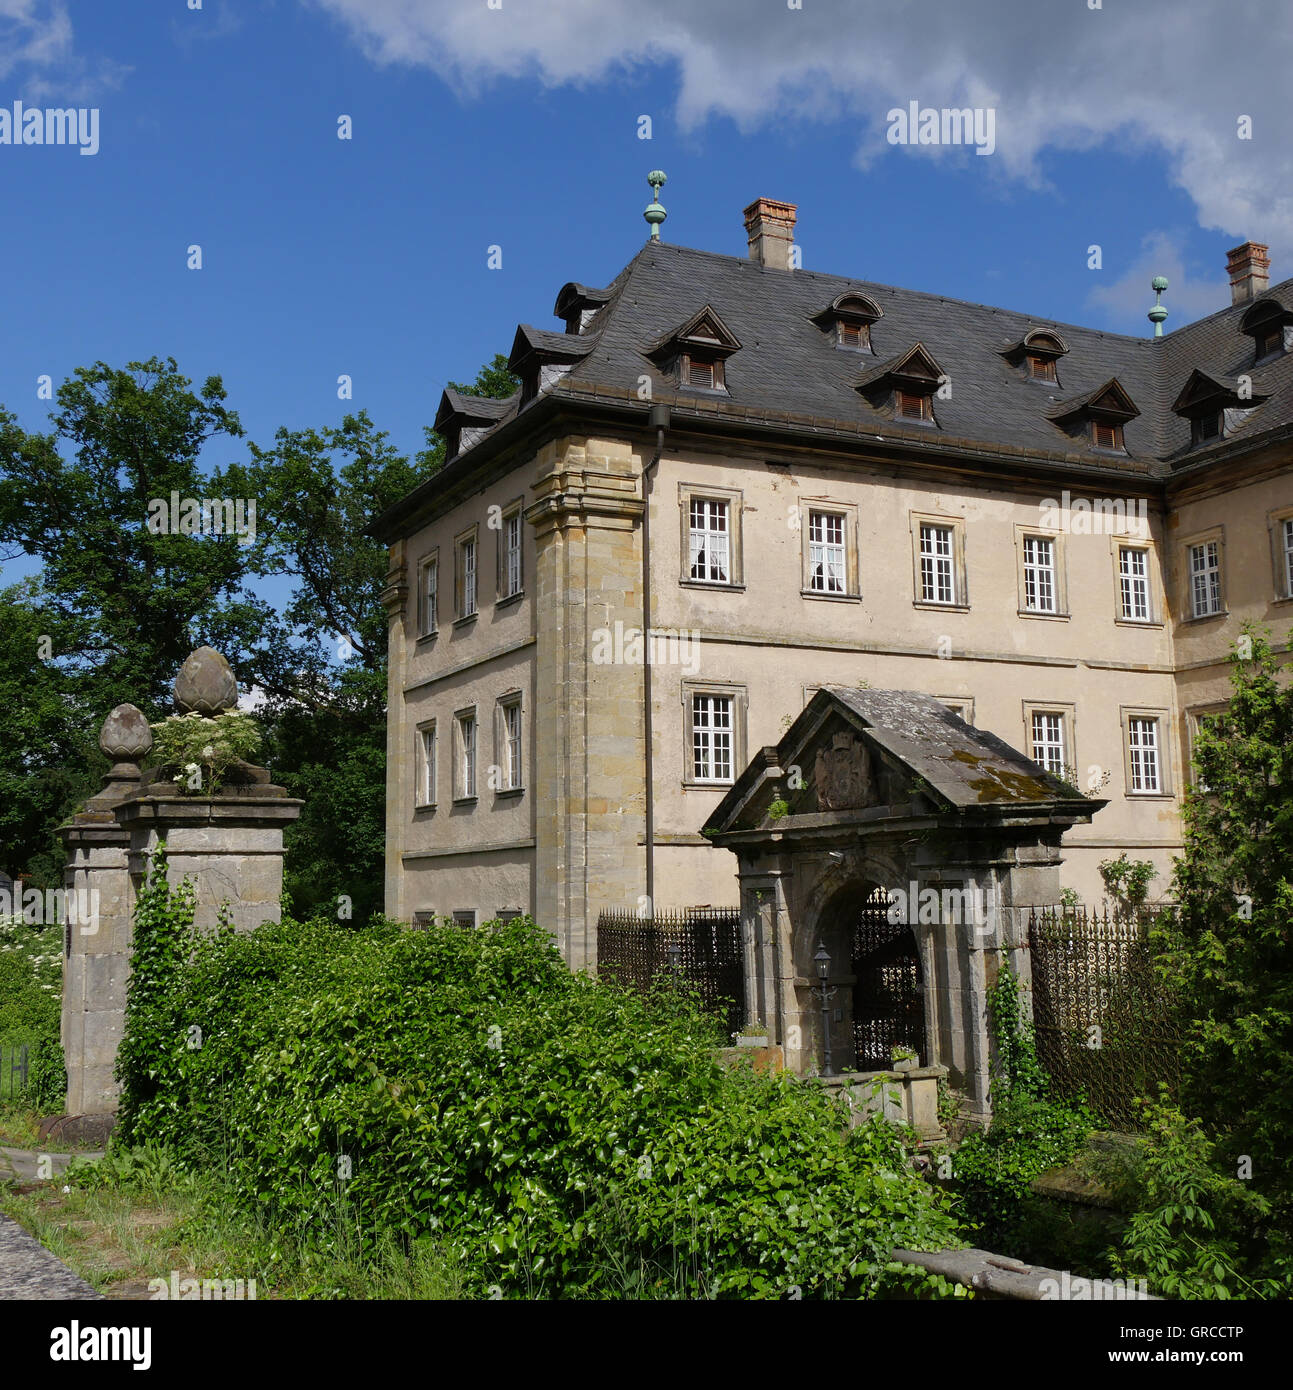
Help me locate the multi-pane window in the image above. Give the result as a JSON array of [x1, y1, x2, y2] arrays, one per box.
[[808, 512, 846, 593], [456, 712, 477, 799], [1119, 546, 1151, 621], [1189, 540, 1222, 617], [419, 558, 438, 637], [919, 523, 956, 604], [1022, 535, 1057, 613], [691, 694, 733, 783], [418, 723, 436, 806], [503, 513, 522, 598], [1283, 519, 1293, 598], [502, 701, 523, 790], [688, 498, 730, 583], [452, 910, 476, 929], [1127, 717, 1161, 793], [458, 536, 478, 618], [1030, 712, 1066, 777]]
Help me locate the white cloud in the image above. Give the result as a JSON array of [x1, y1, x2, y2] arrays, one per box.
[[305, 0, 1293, 258], [0, 0, 127, 100], [1087, 230, 1229, 334]]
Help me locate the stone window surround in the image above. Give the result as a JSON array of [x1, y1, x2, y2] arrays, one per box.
[[1110, 535, 1163, 627], [1266, 505, 1293, 602], [681, 679, 747, 788], [494, 690, 525, 796], [1177, 524, 1226, 623], [1021, 700, 1076, 779], [1013, 524, 1069, 619], [453, 705, 478, 802], [496, 497, 526, 604], [414, 717, 437, 810], [1120, 705, 1174, 798], [452, 909, 477, 929], [454, 524, 479, 622], [678, 481, 745, 588], [416, 548, 439, 641], [936, 695, 976, 725], [800, 496, 861, 601], [909, 511, 969, 610]]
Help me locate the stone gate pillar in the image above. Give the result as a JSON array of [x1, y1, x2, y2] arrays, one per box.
[[60, 648, 302, 1119]]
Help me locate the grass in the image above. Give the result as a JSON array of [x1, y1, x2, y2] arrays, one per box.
[[0, 1147, 467, 1300]]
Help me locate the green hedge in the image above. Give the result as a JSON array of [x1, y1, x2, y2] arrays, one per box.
[[115, 854, 960, 1298]]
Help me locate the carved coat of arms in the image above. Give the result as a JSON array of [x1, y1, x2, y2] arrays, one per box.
[[814, 731, 875, 811]]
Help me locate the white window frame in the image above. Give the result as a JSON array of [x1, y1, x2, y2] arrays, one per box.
[[682, 682, 747, 787], [1016, 528, 1067, 617], [499, 505, 524, 600], [688, 496, 731, 584], [678, 483, 743, 588], [454, 708, 478, 801], [1121, 709, 1171, 797], [1187, 704, 1229, 791], [801, 499, 860, 600], [807, 510, 847, 594], [417, 552, 438, 638], [1267, 508, 1293, 601], [911, 515, 967, 608], [455, 528, 479, 620], [1029, 710, 1067, 776], [1183, 534, 1224, 620], [1284, 518, 1293, 600], [1117, 544, 1152, 623], [415, 720, 437, 808], [497, 695, 524, 793]]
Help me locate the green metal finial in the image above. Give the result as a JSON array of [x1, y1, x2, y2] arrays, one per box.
[[644, 170, 668, 241], [1148, 275, 1169, 337]]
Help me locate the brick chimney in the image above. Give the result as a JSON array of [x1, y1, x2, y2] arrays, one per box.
[[743, 197, 798, 271], [1226, 241, 1271, 305]]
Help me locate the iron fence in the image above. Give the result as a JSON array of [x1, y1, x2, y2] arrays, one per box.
[[596, 907, 743, 1039], [1, 1044, 30, 1101], [1027, 905, 1183, 1130]]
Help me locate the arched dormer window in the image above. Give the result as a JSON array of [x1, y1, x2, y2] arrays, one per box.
[[811, 291, 883, 353], [1001, 328, 1069, 385], [1238, 297, 1293, 363]]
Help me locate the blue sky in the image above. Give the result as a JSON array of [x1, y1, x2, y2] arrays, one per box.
[[1, 0, 1288, 591]]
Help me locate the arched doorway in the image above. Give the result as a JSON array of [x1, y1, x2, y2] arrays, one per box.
[[849, 886, 927, 1071]]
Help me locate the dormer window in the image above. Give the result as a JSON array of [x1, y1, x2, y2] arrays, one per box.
[[1239, 297, 1293, 364], [1003, 328, 1068, 384], [553, 281, 612, 335], [812, 291, 882, 353], [1047, 377, 1138, 454], [507, 323, 595, 410], [1191, 412, 1222, 445], [897, 389, 932, 421], [645, 304, 741, 395], [1092, 420, 1123, 451]]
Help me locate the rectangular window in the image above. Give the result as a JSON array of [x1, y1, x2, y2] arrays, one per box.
[[502, 700, 523, 790], [1283, 519, 1293, 599], [418, 558, 438, 637], [1092, 420, 1122, 451], [452, 910, 476, 929], [688, 497, 730, 583], [920, 523, 955, 604], [1192, 710, 1228, 791], [1022, 535, 1057, 613], [691, 694, 733, 783], [838, 322, 869, 350], [456, 712, 477, 799], [898, 389, 931, 421], [457, 536, 478, 618], [496, 909, 522, 923], [1189, 540, 1222, 617], [808, 511, 846, 593], [1192, 413, 1222, 445], [1127, 717, 1161, 794], [503, 513, 523, 598], [417, 723, 436, 806], [1028, 355, 1057, 383], [1030, 711, 1066, 776], [685, 357, 721, 390], [1119, 546, 1151, 621]]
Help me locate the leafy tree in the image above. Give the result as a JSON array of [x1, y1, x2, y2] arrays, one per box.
[[1153, 623, 1293, 1280]]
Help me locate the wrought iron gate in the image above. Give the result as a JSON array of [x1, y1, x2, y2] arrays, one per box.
[[850, 888, 926, 1070]]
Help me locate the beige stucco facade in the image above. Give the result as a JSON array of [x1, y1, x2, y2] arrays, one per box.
[[383, 420, 1291, 969]]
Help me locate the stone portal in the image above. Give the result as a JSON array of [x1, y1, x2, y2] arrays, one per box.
[[702, 687, 1104, 1126]]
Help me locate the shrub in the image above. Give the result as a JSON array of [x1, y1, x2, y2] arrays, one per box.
[[115, 861, 960, 1298]]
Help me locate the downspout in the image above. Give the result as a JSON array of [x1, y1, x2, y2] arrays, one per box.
[[641, 403, 671, 911]]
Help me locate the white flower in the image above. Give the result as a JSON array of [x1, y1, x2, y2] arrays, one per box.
[[184, 762, 200, 776], [201, 745, 215, 760], [62, 1185, 70, 1194]]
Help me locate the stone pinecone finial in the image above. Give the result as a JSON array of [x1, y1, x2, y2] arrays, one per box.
[[174, 646, 239, 716], [98, 704, 153, 779]]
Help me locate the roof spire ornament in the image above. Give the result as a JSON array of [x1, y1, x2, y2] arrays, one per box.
[[643, 170, 668, 241], [1148, 275, 1169, 338]]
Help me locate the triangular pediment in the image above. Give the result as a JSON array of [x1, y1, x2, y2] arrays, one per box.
[[1171, 367, 1249, 415], [646, 303, 742, 363], [703, 687, 1097, 841]]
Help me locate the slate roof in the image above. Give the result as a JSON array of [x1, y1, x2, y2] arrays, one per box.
[[373, 236, 1293, 539]]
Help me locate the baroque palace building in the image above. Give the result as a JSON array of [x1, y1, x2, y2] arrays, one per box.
[[372, 192, 1293, 971]]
